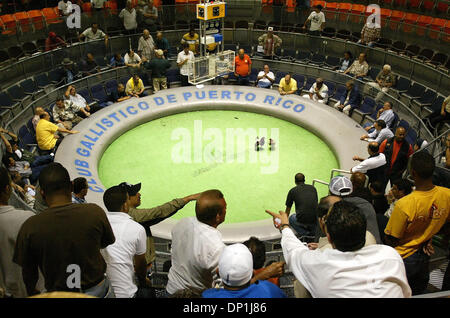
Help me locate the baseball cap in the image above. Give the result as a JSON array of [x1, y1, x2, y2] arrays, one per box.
[[267, 26, 274, 32], [155, 49, 164, 56], [218, 244, 253, 287], [329, 176, 353, 196], [119, 182, 141, 196]]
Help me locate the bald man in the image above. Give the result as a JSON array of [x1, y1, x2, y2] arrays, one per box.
[[351, 142, 387, 184], [302, 77, 329, 104], [167, 189, 284, 296], [234, 49, 252, 86], [379, 127, 414, 187], [166, 190, 227, 296], [285, 173, 318, 237]]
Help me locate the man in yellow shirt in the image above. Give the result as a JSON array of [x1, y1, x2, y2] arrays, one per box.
[[278, 74, 297, 95], [126, 74, 147, 98], [181, 28, 199, 55], [385, 151, 450, 295], [36, 112, 79, 152]]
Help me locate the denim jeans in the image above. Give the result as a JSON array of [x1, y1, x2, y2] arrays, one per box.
[[288, 214, 315, 237], [237, 75, 250, 86], [257, 81, 272, 89], [82, 276, 115, 298], [403, 249, 430, 295]]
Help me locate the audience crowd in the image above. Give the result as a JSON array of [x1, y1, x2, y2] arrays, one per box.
[[0, 3, 449, 301]]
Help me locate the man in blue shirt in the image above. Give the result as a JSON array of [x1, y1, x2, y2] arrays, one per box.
[[202, 244, 286, 298], [364, 102, 395, 133]]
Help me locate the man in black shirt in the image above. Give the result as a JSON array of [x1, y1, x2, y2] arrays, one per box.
[[285, 173, 318, 237], [110, 83, 131, 103], [13, 163, 116, 297]]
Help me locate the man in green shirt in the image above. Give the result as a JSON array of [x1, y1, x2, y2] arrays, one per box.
[[119, 182, 201, 268], [155, 31, 170, 59], [143, 49, 171, 92]]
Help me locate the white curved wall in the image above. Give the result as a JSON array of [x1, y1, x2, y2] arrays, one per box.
[[55, 85, 368, 243]]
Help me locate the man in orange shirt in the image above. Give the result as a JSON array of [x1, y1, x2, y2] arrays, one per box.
[[384, 151, 450, 295], [234, 49, 252, 86], [379, 126, 413, 188]]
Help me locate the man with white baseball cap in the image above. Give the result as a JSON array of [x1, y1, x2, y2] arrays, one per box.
[[202, 243, 286, 298], [257, 26, 282, 58], [329, 176, 381, 244]]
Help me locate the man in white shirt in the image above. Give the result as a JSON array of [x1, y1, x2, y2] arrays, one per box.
[[303, 5, 325, 35], [351, 141, 387, 184], [166, 189, 283, 296], [361, 119, 394, 145], [166, 189, 227, 296], [58, 0, 73, 16], [119, 1, 138, 33], [266, 200, 412, 298], [364, 101, 395, 132], [101, 185, 150, 298], [256, 64, 275, 89], [302, 77, 328, 104], [124, 49, 142, 68], [79, 23, 109, 46], [177, 43, 195, 87], [138, 29, 155, 61]]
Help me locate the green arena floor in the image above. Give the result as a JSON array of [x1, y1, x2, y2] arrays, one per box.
[[98, 110, 339, 224]]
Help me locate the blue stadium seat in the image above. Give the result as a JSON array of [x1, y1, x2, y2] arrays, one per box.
[[0, 92, 19, 111], [78, 89, 95, 105], [18, 125, 37, 152], [405, 128, 417, 146], [249, 68, 259, 84], [167, 69, 180, 86], [34, 73, 52, 89], [333, 85, 347, 102], [304, 77, 316, 91], [90, 84, 110, 106], [394, 76, 411, 94], [280, 48, 296, 61], [275, 71, 287, 84], [324, 56, 340, 69], [293, 74, 305, 92], [423, 95, 445, 117], [295, 51, 311, 63], [401, 82, 426, 100], [7, 85, 28, 103], [324, 81, 336, 97], [364, 67, 381, 82], [20, 78, 42, 96], [309, 53, 325, 66], [95, 56, 110, 71], [352, 97, 377, 124], [397, 119, 410, 132], [105, 79, 118, 95], [411, 89, 437, 116], [48, 69, 65, 86]]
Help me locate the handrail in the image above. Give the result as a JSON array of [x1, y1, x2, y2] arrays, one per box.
[[312, 179, 329, 187], [418, 128, 450, 162], [0, 11, 448, 92], [330, 168, 352, 180]]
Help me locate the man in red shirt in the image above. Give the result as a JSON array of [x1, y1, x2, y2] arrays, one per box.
[[234, 49, 252, 86], [379, 126, 414, 188], [45, 32, 67, 52]]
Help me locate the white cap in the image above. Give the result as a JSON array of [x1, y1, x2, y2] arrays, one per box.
[[155, 49, 164, 56], [218, 244, 253, 287], [267, 26, 274, 32], [329, 176, 353, 196]]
